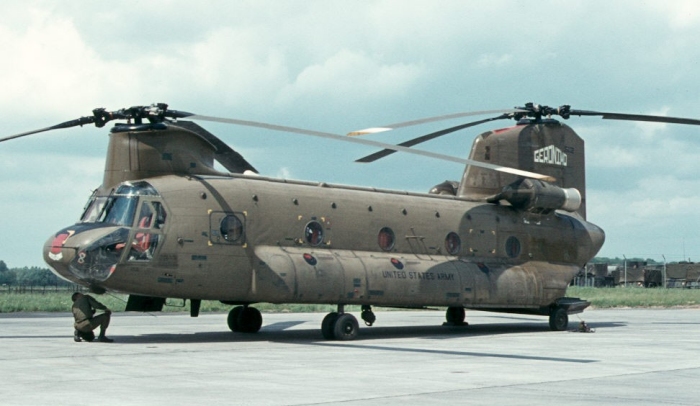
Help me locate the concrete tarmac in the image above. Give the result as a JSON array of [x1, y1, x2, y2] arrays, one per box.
[[0, 308, 698, 405]]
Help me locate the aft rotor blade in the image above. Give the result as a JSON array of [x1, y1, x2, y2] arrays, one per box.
[[569, 109, 700, 126], [347, 108, 524, 136], [175, 121, 257, 174], [356, 114, 510, 163], [189, 114, 554, 181], [0, 116, 95, 143]]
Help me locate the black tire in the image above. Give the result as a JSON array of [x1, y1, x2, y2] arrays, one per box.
[[239, 307, 263, 333], [321, 312, 339, 340], [227, 306, 243, 332], [333, 313, 359, 341], [446, 306, 466, 324], [549, 307, 568, 331]]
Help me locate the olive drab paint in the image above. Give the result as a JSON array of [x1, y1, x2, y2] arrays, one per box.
[[39, 114, 603, 339], [12, 102, 690, 339]]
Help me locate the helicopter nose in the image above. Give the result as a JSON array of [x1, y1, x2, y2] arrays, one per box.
[[44, 231, 78, 282], [44, 226, 129, 285]]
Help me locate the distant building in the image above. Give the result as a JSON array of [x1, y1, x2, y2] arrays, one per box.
[[666, 262, 700, 289]]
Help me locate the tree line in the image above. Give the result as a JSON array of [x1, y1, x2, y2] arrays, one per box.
[[0, 260, 73, 287]]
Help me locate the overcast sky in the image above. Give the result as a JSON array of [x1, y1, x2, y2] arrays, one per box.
[[2, 0, 700, 268]]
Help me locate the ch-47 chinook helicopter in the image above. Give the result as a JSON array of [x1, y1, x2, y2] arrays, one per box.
[[3, 102, 699, 340]]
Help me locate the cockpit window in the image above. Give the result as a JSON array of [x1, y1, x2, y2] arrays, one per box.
[[99, 196, 139, 226], [127, 200, 166, 262], [134, 201, 167, 229], [115, 181, 159, 196], [137, 201, 154, 228], [95, 181, 160, 226], [80, 196, 108, 223], [153, 202, 167, 229]]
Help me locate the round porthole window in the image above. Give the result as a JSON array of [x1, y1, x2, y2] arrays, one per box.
[[506, 236, 521, 258], [378, 227, 395, 251], [220, 214, 243, 242], [305, 221, 324, 246], [445, 232, 461, 255]]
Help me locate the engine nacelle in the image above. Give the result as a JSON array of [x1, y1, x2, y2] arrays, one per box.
[[488, 179, 581, 214]]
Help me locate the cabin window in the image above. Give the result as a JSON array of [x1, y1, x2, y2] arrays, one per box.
[[445, 232, 461, 255], [304, 221, 324, 246], [506, 236, 521, 258], [221, 214, 244, 242], [378, 227, 395, 251], [209, 211, 246, 245]]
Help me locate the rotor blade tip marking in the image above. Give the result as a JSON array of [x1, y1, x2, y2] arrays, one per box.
[[347, 127, 392, 136]]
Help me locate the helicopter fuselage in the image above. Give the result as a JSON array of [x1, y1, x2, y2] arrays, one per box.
[[45, 173, 604, 315]]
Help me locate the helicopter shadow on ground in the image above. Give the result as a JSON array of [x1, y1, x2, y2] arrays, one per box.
[[110, 318, 628, 347]]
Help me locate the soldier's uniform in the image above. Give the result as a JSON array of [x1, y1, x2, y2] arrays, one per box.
[[72, 294, 113, 342]]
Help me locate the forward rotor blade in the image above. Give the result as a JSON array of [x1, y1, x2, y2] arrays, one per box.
[[0, 116, 95, 143], [569, 109, 700, 126], [0, 104, 196, 144], [347, 108, 524, 136], [356, 114, 510, 163], [189, 114, 554, 182]]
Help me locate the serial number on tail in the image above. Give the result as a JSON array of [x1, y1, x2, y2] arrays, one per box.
[[534, 145, 568, 166]]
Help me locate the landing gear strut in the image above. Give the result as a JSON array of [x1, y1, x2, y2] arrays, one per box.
[[227, 305, 263, 333], [321, 304, 360, 340]]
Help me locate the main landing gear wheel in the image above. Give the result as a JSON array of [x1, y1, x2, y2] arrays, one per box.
[[321, 312, 339, 340], [549, 307, 568, 331], [321, 305, 360, 340], [228, 306, 263, 333], [333, 313, 359, 341], [444, 306, 467, 326]]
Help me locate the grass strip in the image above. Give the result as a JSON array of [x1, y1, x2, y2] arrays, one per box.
[[0, 287, 699, 313]]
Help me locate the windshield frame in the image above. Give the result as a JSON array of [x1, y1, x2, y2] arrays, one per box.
[[98, 195, 140, 226], [89, 181, 161, 227]]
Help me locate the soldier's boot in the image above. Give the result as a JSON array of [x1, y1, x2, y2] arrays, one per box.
[[73, 329, 81, 342], [98, 331, 114, 343]]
